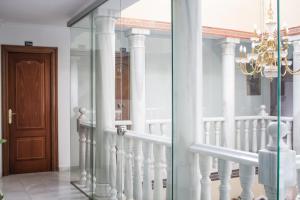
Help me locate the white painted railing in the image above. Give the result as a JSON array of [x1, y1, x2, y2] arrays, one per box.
[[203, 105, 294, 151], [105, 128, 172, 200], [75, 106, 298, 200], [75, 107, 172, 199]]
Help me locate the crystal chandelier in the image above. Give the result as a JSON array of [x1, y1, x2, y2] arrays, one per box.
[[236, 0, 300, 79]]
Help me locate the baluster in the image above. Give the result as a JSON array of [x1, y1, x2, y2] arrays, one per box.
[[86, 128, 92, 190], [260, 119, 266, 150], [200, 155, 212, 200], [79, 126, 87, 185], [116, 135, 125, 200], [160, 123, 168, 199], [213, 121, 221, 168], [124, 137, 134, 200], [160, 123, 167, 136], [218, 159, 231, 200], [286, 121, 292, 149], [166, 147, 172, 200], [236, 120, 241, 150], [252, 119, 258, 152], [92, 136, 96, 191], [205, 122, 210, 144], [143, 140, 154, 200], [149, 123, 154, 134], [239, 164, 255, 200], [105, 131, 111, 189], [244, 120, 250, 152], [133, 140, 143, 200], [110, 134, 117, 200], [259, 105, 268, 150], [154, 143, 164, 200]]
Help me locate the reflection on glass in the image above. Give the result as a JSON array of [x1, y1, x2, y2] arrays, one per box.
[[70, 0, 172, 199]]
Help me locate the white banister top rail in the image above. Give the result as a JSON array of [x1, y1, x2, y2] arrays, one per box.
[[105, 129, 172, 147], [189, 143, 259, 166], [203, 116, 293, 122]]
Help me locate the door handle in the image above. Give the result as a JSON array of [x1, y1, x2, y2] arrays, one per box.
[[8, 109, 16, 125]]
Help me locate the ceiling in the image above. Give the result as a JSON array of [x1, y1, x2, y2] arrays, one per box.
[[0, 0, 96, 26]]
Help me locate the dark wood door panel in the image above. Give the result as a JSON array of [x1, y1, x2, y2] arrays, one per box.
[[115, 50, 130, 120], [1, 45, 58, 175], [15, 58, 46, 129]]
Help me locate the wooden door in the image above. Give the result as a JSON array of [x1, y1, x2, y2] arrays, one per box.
[[2, 45, 58, 175], [115, 49, 130, 120]]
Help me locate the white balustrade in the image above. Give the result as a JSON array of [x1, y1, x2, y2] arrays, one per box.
[[103, 128, 171, 200], [203, 105, 294, 152], [75, 106, 299, 200], [190, 143, 258, 200]]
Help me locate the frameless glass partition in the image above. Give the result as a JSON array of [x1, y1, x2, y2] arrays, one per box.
[[172, 0, 282, 199], [70, 0, 172, 199], [70, 13, 94, 196], [278, 0, 300, 199]]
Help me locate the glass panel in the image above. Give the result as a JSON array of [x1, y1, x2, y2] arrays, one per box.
[[91, 0, 122, 198], [70, 13, 94, 197], [279, 0, 300, 199], [120, 0, 173, 199], [172, 0, 277, 199]]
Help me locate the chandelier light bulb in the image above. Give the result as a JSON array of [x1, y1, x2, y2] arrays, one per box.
[[243, 46, 247, 53], [254, 24, 257, 32], [240, 45, 243, 53], [257, 29, 261, 35]]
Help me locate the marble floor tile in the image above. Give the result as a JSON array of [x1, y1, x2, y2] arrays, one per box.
[[0, 172, 88, 200]]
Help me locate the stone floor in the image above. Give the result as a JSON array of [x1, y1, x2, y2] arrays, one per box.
[[0, 171, 89, 200]]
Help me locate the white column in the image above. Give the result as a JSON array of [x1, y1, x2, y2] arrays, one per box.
[[220, 38, 239, 148], [173, 0, 203, 199], [127, 28, 150, 200], [127, 28, 150, 133], [293, 41, 300, 153], [94, 14, 116, 199]]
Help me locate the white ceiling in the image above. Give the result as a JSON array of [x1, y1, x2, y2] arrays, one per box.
[[0, 0, 96, 26]]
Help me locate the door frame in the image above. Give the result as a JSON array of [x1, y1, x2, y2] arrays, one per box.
[[1, 45, 58, 175]]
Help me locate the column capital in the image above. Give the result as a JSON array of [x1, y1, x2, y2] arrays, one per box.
[[126, 28, 150, 37], [94, 16, 116, 34], [219, 38, 240, 55], [219, 37, 240, 45], [127, 28, 150, 48]]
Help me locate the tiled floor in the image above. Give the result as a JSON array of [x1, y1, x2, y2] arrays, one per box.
[[0, 171, 88, 200]]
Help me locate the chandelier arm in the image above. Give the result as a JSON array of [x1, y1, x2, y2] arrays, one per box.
[[286, 65, 300, 75], [239, 63, 256, 76]]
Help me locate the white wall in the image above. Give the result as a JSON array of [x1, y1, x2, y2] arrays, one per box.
[[203, 39, 270, 117], [0, 22, 71, 172]]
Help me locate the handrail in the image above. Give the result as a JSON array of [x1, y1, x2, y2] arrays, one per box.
[[105, 129, 172, 147], [203, 116, 293, 122], [189, 143, 259, 166]]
